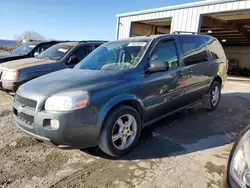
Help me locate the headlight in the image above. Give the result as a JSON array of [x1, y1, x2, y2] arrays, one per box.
[[230, 128, 250, 187], [45, 91, 89, 111], [2, 70, 20, 81]]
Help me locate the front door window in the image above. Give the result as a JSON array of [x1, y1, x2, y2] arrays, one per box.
[[150, 40, 179, 70]]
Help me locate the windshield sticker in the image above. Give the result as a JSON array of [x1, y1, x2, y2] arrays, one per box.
[[29, 45, 36, 48], [58, 48, 68, 53], [128, 42, 147, 47]]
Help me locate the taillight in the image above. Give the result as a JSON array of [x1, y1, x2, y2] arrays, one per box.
[[226, 59, 229, 73]]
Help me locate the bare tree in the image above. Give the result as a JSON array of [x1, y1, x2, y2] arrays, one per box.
[[14, 34, 23, 45], [14, 30, 46, 43]]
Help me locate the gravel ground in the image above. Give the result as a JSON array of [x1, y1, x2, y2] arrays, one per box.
[[0, 81, 250, 188]]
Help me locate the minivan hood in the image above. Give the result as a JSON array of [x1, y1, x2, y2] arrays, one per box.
[[0, 58, 55, 71], [18, 69, 126, 96]]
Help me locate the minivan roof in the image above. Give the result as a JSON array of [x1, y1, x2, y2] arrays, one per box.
[[119, 33, 215, 41]]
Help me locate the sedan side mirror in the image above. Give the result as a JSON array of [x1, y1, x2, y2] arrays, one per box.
[[67, 55, 79, 64], [146, 61, 169, 73]]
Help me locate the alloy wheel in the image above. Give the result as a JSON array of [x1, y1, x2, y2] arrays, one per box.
[[212, 85, 220, 106], [112, 114, 137, 150]]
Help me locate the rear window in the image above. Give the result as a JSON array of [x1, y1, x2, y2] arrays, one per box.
[[204, 36, 225, 60], [179, 35, 208, 66]]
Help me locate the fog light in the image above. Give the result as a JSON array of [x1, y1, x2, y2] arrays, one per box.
[[50, 120, 60, 129]]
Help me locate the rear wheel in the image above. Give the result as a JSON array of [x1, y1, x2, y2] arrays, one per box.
[[202, 81, 221, 110], [98, 105, 141, 157]]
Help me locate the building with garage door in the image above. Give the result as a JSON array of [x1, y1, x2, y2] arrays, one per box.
[[116, 0, 250, 76]]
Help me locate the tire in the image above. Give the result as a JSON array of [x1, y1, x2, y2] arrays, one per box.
[[202, 81, 221, 110], [98, 105, 142, 157]]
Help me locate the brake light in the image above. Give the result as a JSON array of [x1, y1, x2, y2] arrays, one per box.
[[226, 59, 229, 73]]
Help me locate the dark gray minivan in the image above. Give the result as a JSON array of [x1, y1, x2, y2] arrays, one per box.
[[13, 33, 227, 157]]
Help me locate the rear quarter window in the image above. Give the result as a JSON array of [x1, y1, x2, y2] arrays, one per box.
[[179, 35, 208, 66], [204, 36, 225, 60]]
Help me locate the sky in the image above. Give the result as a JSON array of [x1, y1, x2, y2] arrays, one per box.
[[0, 0, 198, 41]]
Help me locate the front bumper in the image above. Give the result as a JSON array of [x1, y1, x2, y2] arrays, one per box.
[[13, 101, 100, 149]]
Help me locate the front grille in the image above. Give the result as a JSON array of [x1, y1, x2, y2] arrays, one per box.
[[14, 108, 34, 124], [15, 95, 37, 109], [18, 112, 34, 124]]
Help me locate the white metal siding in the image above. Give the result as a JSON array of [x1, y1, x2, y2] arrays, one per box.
[[117, 0, 250, 39]]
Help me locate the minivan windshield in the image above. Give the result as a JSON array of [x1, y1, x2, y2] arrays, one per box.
[[37, 45, 73, 60], [11, 42, 37, 55], [75, 39, 151, 70]]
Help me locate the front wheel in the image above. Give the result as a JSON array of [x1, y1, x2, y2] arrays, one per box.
[[202, 81, 221, 110], [98, 105, 141, 157]]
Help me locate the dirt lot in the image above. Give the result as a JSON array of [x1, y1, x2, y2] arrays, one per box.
[[0, 81, 250, 188]]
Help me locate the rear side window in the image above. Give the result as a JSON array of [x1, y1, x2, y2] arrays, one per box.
[[204, 37, 225, 60], [179, 35, 208, 66]]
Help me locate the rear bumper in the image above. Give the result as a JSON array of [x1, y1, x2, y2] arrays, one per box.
[[13, 102, 100, 149], [221, 74, 227, 88]]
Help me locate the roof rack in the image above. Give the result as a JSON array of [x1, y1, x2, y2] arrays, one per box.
[[55, 40, 79, 43], [28, 39, 45, 42], [171, 31, 208, 35], [28, 40, 80, 43], [79, 40, 108, 43]]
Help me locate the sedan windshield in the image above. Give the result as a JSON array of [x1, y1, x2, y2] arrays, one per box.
[[37, 45, 73, 60], [75, 39, 151, 70], [11, 42, 36, 55]]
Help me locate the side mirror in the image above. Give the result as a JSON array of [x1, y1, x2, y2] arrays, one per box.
[[146, 61, 169, 73], [34, 52, 39, 57], [67, 55, 79, 64]]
